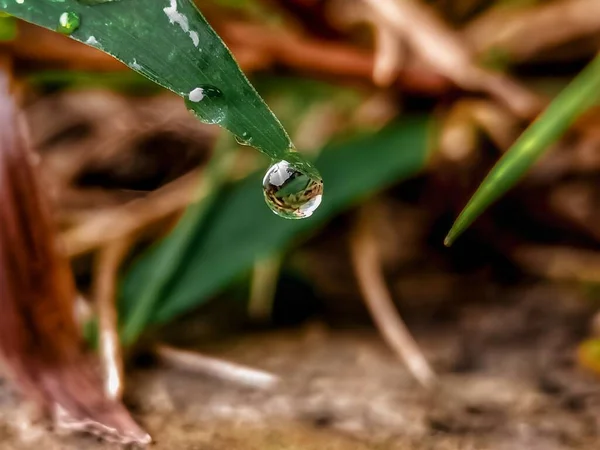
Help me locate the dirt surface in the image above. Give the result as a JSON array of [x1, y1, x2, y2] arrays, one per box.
[[0, 283, 599, 449]]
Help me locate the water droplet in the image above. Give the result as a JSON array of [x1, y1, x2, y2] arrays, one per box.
[[85, 35, 100, 46], [234, 131, 253, 146], [131, 58, 142, 71], [184, 85, 227, 125], [188, 87, 205, 102], [57, 11, 80, 35], [263, 159, 323, 219]]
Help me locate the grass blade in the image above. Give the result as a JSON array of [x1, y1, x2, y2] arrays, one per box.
[[1, 0, 297, 162], [120, 133, 236, 346], [445, 54, 600, 246]]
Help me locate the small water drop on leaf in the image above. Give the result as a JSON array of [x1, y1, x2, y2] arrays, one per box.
[[184, 85, 227, 125], [188, 85, 222, 101], [57, 11, 80, 35], [234, 131, 252, 146], [263, 159, 323, 219]]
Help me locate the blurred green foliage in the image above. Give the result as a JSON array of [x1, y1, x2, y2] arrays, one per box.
[[120, 116, 431, 329], [446, 54, 600, 245]]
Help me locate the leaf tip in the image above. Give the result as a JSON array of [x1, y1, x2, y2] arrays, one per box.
[[443, 234, 453, 247], [444, 218, 466, 247]]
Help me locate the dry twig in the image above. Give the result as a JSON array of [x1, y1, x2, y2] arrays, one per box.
[[362, 0, 541, 117], [154, 344, 281, 391], [94, 237, 133, 401], [350, 205, 436, 389], [62, 169, 200, 257], [465, 0, 600, 62], [438, 99, 520, 162]]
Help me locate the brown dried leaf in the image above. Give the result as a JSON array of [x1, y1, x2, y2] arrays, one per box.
[[0, 74, 150, 445]]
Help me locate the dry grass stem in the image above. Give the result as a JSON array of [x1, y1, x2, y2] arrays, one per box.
[[94, 237, 133, 401], [438, 100, 520, 162], [465, 0, 600, 62], [373, 21, 404, 87], [62, 169, 201, 257], [363, 0, 541, 118], [155, 345, 281, 391], [350, 205, 436, 389]]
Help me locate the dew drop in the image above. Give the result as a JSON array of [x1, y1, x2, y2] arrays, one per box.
[[184, 85, 227, 125], [57, 11, 80, 35], [234, 131, 252, 146], [191, 85, 222, 100], [263, 159, 323, 219]]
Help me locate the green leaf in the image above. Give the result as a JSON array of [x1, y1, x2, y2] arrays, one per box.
[[120, 133, 237, 345], [119, 117, 431, 326], [445, 54, 600, 246], [1, 0, 299, 162]]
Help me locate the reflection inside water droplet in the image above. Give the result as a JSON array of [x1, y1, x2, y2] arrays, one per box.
[[263, 160, 323, 219], [57, 11, 80, 35]]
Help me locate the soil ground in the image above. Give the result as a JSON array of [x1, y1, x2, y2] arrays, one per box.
[[0, 283, 598, 449]]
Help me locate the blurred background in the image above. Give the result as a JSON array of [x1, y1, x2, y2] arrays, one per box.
[[4, 0, 600, 448]]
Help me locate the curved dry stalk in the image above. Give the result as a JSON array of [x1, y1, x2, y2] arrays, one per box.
[[94, 237, 133, 401], [332, 0, 404, 87], [373, 21, 404, 87], [154, 345, 281, 391], [62, 169, 200, 257], [438, 99, 520, 162], [350, 205, 436, 389], [465, 0, 600, 62], [362, 0, 541, 118]]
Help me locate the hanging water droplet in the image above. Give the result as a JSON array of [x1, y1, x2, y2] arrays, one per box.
[[57, 11, 80, 35], [184, 85, 227, 125], [263, 159, 323, 219]]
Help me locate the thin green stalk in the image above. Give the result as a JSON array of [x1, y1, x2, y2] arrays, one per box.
[[445, 54, 600, 246], [120, 134, 236, 345]]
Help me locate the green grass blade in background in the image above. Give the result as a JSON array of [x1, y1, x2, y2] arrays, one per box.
[[0, 0, 294, 160], [120, 133, 237, 346], [119, 116, 431, 326], [445, 54, 600, 246]]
